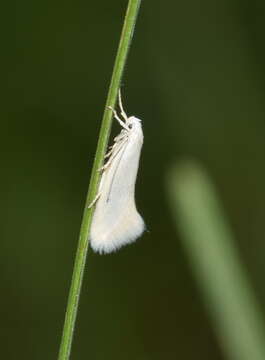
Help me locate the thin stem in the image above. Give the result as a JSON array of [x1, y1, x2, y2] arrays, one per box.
[[58, 1, 142, 359], [167, 161, 265, 360]]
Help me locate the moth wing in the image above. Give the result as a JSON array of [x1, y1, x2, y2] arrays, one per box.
[[90, 137, 144, 254]]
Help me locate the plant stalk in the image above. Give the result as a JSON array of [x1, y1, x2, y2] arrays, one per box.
[[58, 1, 142, 359]]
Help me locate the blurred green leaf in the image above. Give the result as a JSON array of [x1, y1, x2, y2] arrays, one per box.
[[167, 160, 265, 360]]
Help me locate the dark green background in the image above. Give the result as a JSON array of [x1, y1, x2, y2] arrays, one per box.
[[2, 0, 265, 359]]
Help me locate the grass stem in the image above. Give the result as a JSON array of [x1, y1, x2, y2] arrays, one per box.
[[58, 1, 142, 359]]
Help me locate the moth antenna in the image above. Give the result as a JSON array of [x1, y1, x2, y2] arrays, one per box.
[[118, 89, 128, 122]]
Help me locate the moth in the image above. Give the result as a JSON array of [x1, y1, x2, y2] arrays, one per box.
[[89, 91, 145, 254]]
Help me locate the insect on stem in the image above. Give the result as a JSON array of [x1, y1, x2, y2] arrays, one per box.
[[90, 92, 145, 254]]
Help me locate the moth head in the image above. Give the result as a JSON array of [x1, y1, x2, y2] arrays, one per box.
[[127, 116, 142, 130]]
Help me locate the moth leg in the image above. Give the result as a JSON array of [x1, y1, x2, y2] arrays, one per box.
[[118, 89, 128, 122], [104, 143, 116, 158], [107, 106, 129, 131], [105, 140, 120, 159], [88, 192, 101, 208], [97, 152, 115, 172], [105, 133, 127, 160], [97, 154, 113, 172], [99, 137, 127, 172], [98, 161, 111, 172], [88, 170, 106, 208], [104, 148, 114, 159]]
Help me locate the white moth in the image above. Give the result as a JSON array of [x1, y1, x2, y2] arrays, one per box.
[[89, 91, 145, 254]]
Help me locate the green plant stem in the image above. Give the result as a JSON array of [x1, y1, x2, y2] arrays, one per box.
[[167, 161, 265, 360], [58, 1, 142, 359]]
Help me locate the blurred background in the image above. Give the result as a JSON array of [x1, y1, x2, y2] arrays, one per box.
[[3, 0, 265, 359]]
